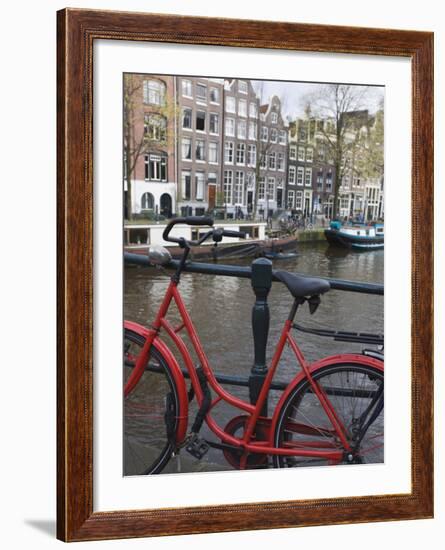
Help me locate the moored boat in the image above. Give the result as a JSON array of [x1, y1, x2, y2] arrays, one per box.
[[324, 221, 384, 251]]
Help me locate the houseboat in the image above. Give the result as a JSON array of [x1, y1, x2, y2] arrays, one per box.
[[124, 221, 298, 260], [324, 221, 384, 251]]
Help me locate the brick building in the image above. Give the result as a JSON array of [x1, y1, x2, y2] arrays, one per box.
[[176, 77, 224, 216], [124, 74, 177, 218]]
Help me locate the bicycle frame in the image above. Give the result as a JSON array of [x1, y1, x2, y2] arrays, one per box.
[[125, 277, 383, 466]]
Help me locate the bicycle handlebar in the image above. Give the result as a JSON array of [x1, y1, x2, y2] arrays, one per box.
[[163, 216, 214, 245], [162, 217, 246, 247]]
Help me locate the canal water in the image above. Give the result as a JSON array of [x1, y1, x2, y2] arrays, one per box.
[[124, 242, 384, 473]]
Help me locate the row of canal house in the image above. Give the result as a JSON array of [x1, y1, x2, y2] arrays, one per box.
[[126, 74, 383, 223]]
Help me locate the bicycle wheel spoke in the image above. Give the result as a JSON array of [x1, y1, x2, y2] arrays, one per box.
[[274, 363, 384, 468]]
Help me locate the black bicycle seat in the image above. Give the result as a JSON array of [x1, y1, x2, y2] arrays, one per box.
[[274, 270, 330, 298]]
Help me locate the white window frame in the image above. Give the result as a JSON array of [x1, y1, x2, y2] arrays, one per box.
[[270, 128, 278, 143], [224, 141, 234, 164], [226, 96, 236, 113], [249, 102, 257, 118], [289, 145, 297, 160], [297, 166, 304, 186], [208, 142, 218, 164], [181, 79, 192, 98], [261, 126, 268, 142], [267, 177, 275, 200], [195, 172, 205, 200], [234, 171, 245, 204], [287, 189, 295, 208], [247, 144, 256, 167], [305, 168, 312, 187], [237, 119, 247, 139], [196, 83, 207, 103], [209, 113, 219, 135], [268, 151, 276, 170], [271, 112, 278, 124], [277, 152, 285, 171], [238, 80, 248, 94], [209, 87, 220, 104], [238, 98, 247, 117], [225, 117, 235, 137], [258, 177, 266, 200], [236, 143, 246, 165], [195, 139, 206, 162], [288, 165, 296, 184], [223, 170, 233, 204], [298, 146, 305, 162], [181, 137, 192, 161]]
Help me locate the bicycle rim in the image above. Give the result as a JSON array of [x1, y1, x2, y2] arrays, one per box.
[[273, 363, 384, 468], [124, 329, 179, 475]]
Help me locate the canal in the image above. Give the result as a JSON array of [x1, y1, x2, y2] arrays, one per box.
[[124, 242, 384, 473]]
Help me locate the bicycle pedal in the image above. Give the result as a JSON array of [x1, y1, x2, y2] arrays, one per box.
[[185, 436, 209, 460]]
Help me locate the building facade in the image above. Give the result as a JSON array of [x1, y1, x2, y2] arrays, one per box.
[[175, 77, 224, 216], [124, 74, 177, 218], [221, 79, 259, 218], [257, 95, 287, 218]]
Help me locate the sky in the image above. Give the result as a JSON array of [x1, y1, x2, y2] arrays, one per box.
[[251, 80, 384, 121]]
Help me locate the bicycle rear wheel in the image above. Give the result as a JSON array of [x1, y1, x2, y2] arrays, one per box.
[[273, 363, 384, 468], [124, 329, 179, 475]]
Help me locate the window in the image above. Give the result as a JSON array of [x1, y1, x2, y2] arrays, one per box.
[[248, 121, 257, 140], [209, 142, 218, 163], [196, 83, 207, 102], [209, 87, 220, 103], [305, 168, 312, 186], [209, 113, 219, 134], [141, 192, 154, 210], [182, 108, 192, 129], [298, 147, 305, 161], [247, 144, 256, 166], [196, 140, 205, 161], [267, 177, 275, 200], [224, 141, 234, 163], [288, 166, 296, 184], [317, 170, 323, 190], [296, 191, 303, 210], [238, 80, 248, 94], [236, 143, 246, 165], [297, 167, 304, 186], [289, 145, 297, 160], [181, 171, 191, 200], [249, 102, 257, 118], [271, 112, 278, 124], [270, 129, 277, 143], [318, 147, 325, 161], [144, 154, 167, 181], [258, 177, 266, 200], [261, 126, 268, 141], [182, 79, 192, 97], [196, 111, 206, 132], [234, 172, 245, 204], [238, 98, 247, 117], [277, 177, 283, 188], [143, 79, 166, 105], [224, 170, 233, 204], [225, 117, 235, 136], [247, 172, 255, 189], [268, 152, 276, 170], [287, 190, 295, 208], [279, 130, 287, 145], [260, 154, 267, 169], [144, 114, 166, 141], [208, 172, 217, 185], [195, 172, 205, 200], [182, 137, 192, 160], [306, 147, 313, 162], [226, 96, 236, 113], [277, 152, 285, 171], [326, 171, 333, 192], [237, 120, 247, 139]]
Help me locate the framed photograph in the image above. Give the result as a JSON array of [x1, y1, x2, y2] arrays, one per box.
[[57, 8, 433, 542]]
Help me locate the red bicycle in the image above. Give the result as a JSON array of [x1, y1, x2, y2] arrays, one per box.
[[124, 217, 384, 475]]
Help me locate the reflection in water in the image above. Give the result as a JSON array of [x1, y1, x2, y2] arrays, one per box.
[[124, 242, 383, 470]]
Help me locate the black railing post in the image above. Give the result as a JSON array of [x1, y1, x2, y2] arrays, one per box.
[[249, 257, 273, 415]]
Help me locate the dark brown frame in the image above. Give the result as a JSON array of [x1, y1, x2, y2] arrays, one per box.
[[57, 8, 434, 542]]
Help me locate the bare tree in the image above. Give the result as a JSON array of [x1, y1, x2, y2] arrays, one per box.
[[123, 75, 179, 220], [123, 74, 144, 221], [302, 84, 380, 219]]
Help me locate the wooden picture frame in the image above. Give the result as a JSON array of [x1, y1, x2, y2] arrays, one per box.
[[57, 8, 434, 542]]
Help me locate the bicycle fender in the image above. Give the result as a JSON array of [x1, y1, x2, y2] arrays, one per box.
[[124, 320, 189, 445], [270, 353, 384, 443]]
